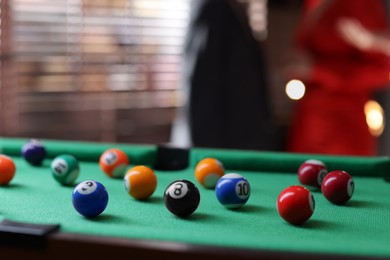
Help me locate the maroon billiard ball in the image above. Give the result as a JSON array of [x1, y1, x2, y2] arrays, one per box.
[[277, 185, 315, 225], [298, 159, 328, 188], [321, 170, 354, 205]]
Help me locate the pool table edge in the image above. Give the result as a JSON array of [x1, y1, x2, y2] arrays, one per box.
[[0, 231, 385, 260]]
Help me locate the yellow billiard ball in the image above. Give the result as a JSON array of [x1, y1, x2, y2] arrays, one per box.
[[124, 165, 157, 200], [195, 158, 225, 189]]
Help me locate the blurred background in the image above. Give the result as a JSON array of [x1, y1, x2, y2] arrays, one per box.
[[0, 0, 388, 155]]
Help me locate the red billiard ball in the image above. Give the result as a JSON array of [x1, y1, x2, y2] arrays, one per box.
[[298, 159, 328, 188], [277, 185, 315, 225], [321, 170, 354, 204], [0, 155, 16, 185]]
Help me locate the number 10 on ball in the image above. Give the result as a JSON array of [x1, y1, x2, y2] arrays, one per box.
[[215, 173, 251, 209]]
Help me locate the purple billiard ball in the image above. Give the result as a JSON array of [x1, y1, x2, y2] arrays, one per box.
[[21, 139, 46, 166]]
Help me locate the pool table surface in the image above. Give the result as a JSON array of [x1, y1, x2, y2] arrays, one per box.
[[0, 137, 390, 259]]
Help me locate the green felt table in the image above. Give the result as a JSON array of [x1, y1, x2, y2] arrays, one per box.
[[0, 137, 390, 259]]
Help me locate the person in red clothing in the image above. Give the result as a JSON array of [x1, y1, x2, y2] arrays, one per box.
[[285, 0, 390, 156]]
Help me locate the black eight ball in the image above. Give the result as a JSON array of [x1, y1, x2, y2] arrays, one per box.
[[164, 179, 200, 217]]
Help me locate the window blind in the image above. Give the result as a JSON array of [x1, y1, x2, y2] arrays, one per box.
[[0, 0, 190, 142]]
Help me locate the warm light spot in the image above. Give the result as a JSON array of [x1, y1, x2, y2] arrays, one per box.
[[364, 100, 385, 137], [285, 79, 306, 100]]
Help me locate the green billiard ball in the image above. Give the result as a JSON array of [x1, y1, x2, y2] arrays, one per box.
[[51, 154, 80, 186]]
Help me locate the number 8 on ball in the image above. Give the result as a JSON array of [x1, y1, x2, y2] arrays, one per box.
[[168, 182, 189, 199], [164, 179, 200, 217]]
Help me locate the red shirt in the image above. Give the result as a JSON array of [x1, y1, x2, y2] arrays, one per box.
[[287, 0, 390, 156]]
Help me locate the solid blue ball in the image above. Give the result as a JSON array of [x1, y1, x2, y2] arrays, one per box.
[[72, 180, 109, 218], [215, 173, 251, 209], [21, 139, 46, 166]]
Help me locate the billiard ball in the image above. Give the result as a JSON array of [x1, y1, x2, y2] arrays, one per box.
[[298, 159, 328, 189], [277, 185, 315, 225], [21, 139, 46, 166], [195, 158, 225, 189], [215, 173, 251, 209], [164, 179, 200, 217], [72, 180, 109, 218], [321, 170, 354, 204], [124, 165, 157, 200], [51, 154, 80, 186], [0, 155, 16, 185], [99, 148, 129, 178]]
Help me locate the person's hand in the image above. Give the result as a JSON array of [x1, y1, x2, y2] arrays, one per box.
[[337, 17, 390, 56], [336, 18, 374, 51]]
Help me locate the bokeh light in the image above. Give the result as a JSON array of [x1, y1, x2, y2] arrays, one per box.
[[285, 79, 305, 100], [364, 100, 385, 137]]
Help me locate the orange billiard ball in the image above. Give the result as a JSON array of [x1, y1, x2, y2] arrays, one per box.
[[99, 148, 129, 178], [195, 158, 225, 189], [124, 165, 157, 200], [0, 155, 16, 185]]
